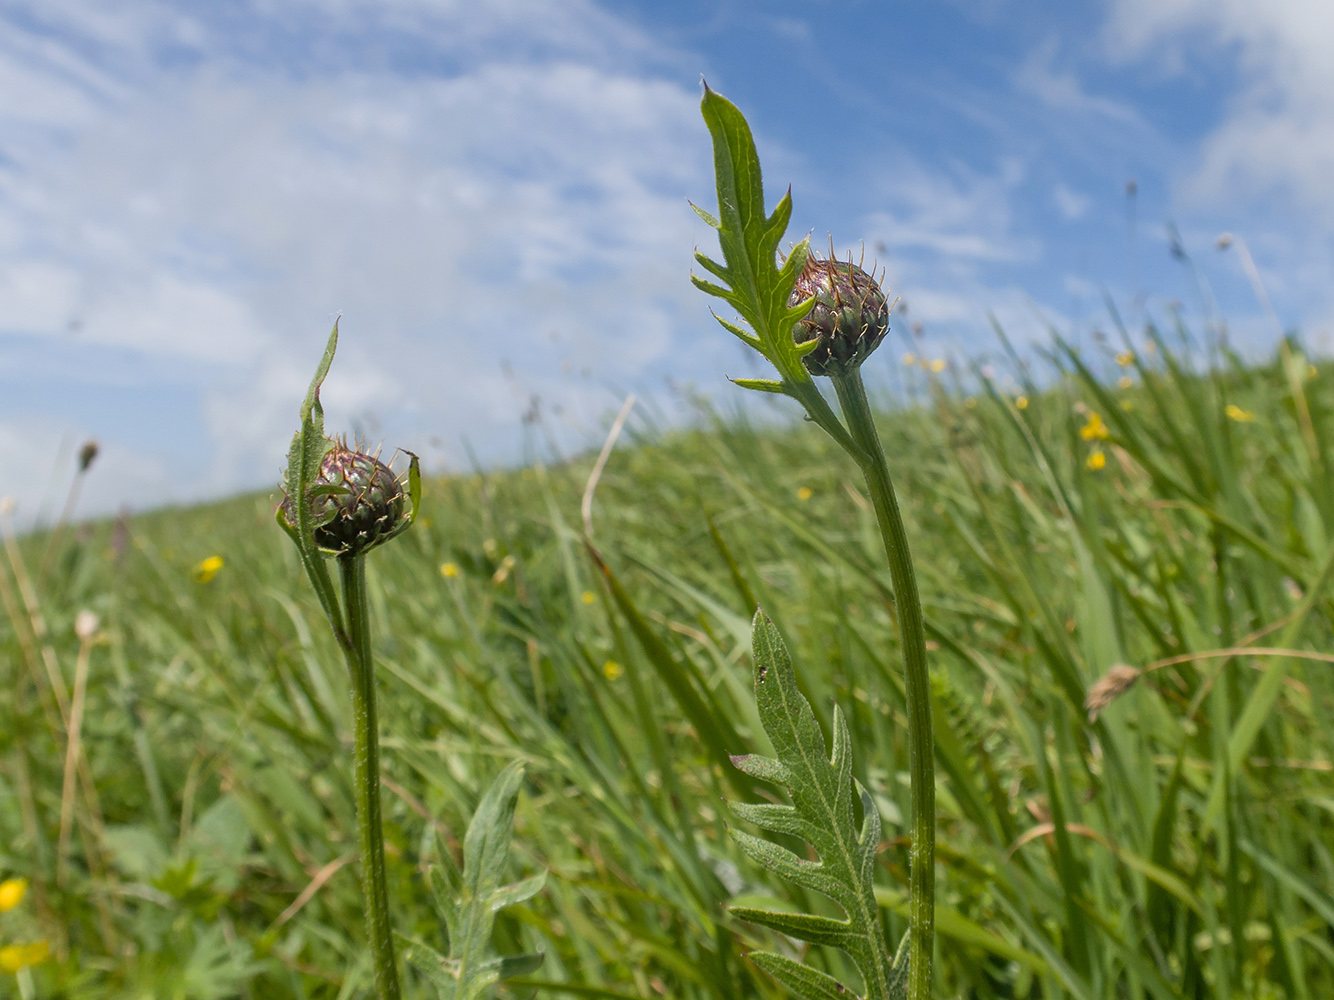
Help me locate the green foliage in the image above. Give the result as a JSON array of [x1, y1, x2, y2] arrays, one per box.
[[275, 321, 346, 642], [691, 86, 857, 456], [401, 761, 545, 1000], [6, 321, 1334, 998], [729, 611, 906, 1000]]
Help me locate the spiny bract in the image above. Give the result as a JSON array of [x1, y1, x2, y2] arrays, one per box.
[[296, 442, 408, 557], [788, 252, 889, 376]]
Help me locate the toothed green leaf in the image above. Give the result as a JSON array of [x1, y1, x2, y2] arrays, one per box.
[[278, 321, 345, 642], [697, 85, 812, 386], [730, 378, 789, 395], [727, 610, 901, 1000], [405, 761, 546, 1000]]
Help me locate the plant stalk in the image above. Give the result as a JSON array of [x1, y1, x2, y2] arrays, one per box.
[[339, 554, 401, 1000], [830, 368, 934, 999]]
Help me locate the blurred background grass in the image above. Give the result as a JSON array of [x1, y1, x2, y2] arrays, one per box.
[[3, 323, 1333, 999]]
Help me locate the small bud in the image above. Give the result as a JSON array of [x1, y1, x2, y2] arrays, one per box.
[[301, 442, 409, 557], [788, 252, 889, 376], [74, 610, 100, 641], [78, 439, 99, 473]]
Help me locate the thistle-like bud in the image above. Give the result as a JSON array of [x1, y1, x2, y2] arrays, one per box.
[[290, 442, 410, 557], [788, 252, 889, 376]]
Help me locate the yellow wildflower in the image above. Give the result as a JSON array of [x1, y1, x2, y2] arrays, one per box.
[[0, 878, 27, 913], [440, 562, 459, 578], [1225, 404, 1255, 423], [1117, 376, 1133, 390], [581, 591, 596, 605], [603, 660, 624, 681], [929, 358, 946, 373], [1307, 364, 1318, 380], [797, 486, 813, 501], [1115, 351, 1135, 367], [1086, 450, 1107, 471], [901, 352, 917, 366], [1079, 413, 1109, 441], [191, 555, 224, 584], [1015, 396, 1029, 410], [964, 397, 977, 409], [0, 940, 49, 973]]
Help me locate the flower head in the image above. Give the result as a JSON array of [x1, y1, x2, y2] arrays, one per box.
[[788, 252, 889, 376], [0, 878, 27, 913], [288, 442, 410, 557], [1225, 404, 1255, 423], [1086, 450, 1107, 471], [0, 940, 48, 974], [192, 556, 224, 584], [1079, 412, 1110, 441]]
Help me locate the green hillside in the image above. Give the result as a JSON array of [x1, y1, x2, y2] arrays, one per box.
[[3, 327, 1334, 998]]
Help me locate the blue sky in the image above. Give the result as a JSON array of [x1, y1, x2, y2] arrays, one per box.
[[1, 0, 1332, 521]]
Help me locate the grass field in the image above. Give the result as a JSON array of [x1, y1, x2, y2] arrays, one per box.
[[3, 321, 1334, 999]]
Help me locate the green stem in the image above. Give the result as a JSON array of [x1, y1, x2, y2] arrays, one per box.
[[339, 554, 401, 1000], [829, 368, 934, 1000]]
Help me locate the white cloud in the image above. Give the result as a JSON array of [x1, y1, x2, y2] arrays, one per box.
[[1053, 184, 1090, 220], [0, 1, 714, 516], [863, 156, 1037, 265], [1017, 37, 1141, 124], [1105, 0, 1334, 221], [0, 417, 173, 527]]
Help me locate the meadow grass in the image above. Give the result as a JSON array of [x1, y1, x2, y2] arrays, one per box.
[[3, 325, 1334, 999]]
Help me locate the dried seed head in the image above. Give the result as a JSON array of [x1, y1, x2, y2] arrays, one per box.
[[1085, 664, 1141, 722], [788, 251, 889, 376], [290, 442, 409, 557]]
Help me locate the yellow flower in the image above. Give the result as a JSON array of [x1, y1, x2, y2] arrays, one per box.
[[1225, 404, 1255, 423], [901, 352, 917, 366], [1086, 450, 1107, 471], [0, 878, 27, 913], [1119, 399, 1134, 411], [1307, 364, 1318, 380], [1015, 396, 1029, 410], [440, 562, 459, 578], [929, 358, 946, 373], [0, 940, 49, 973], [1117, 375, 1133, 390], [603, 660, 623, 681], [1115, 351, 1135, 367], [1079, 413, 1109, 441], [964, 397, 977, 409], [580, 591, 596, 605], [191, 555, 224, 584], [797, 486, 813, 501]]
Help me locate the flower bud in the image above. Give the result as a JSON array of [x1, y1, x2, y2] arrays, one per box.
[[788, 252, 889, 376], [296, 442, 410, 557]]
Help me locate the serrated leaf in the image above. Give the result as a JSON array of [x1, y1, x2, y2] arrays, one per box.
[[749, 953, 854, 1000], [730, 907, 856, 950], [278, 322, 346, 643], [408, 761, 546, 1000], [697, 85, 811, 385], [728, 610, 898, 1000], [730, 378, 789, 395]]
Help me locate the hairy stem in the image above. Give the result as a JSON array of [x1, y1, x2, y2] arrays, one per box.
[[339, 554, 401, 1000], [829, 368, 934, 999]]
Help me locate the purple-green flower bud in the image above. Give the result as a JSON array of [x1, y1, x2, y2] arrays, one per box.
[[293, 442, 410, 557], [788, 253, 889, 376]]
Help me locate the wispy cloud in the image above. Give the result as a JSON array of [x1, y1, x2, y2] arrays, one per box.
[[0, 1, 713, 519]]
